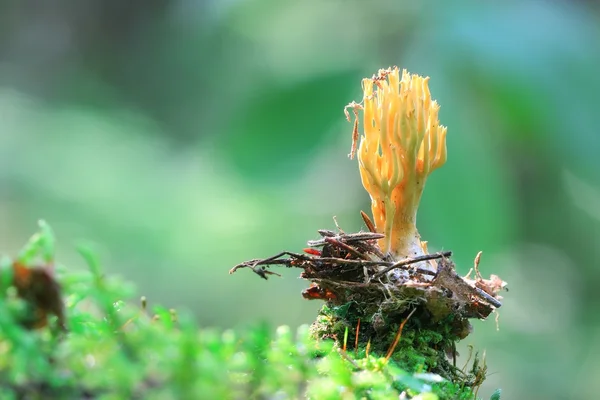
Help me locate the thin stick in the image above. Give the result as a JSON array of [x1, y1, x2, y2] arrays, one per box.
[[229, 251, 311, 277], [337, 349, 360, 369], [354, 318, 361, 357], [474, 286, 502, 308], [235, 254, 394, 270], [365, 338, 371, 358], [372, 251, 452, 280], [307, 232, 384, 247], [119, 316, 137, 331], [257, 251, 312, 264], [325, 237, 370, 260], [332, 216, 345, 234], [317, 229, 336, 237], [231, 249, 453, 283], [385, 308, 417, 361]]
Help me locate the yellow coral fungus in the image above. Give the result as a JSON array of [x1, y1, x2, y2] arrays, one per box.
[[346, 67, 447, 262]]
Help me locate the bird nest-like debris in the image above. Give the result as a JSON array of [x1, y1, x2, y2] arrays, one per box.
[[230, 228, 504, 322], [230, 225, 507, 383]]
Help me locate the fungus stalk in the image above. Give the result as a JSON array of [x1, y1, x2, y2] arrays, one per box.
[[346, 67, 447, 268]]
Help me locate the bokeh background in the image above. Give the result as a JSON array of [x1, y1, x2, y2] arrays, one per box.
[[1, 0, 599, 398]]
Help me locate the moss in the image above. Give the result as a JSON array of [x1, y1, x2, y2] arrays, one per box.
[[305, 263, 497, 395], [0, 222, 506, 399], [311, 302, 464, 381]]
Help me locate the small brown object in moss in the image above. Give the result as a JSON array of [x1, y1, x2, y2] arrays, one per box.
[[12, 261, 66, 331]]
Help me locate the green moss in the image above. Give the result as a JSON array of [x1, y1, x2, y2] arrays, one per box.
[[309, 297, 489, 395], [0, 222, 500, 399]]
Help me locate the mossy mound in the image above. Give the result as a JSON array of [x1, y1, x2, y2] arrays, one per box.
[[311, 300, 483, 387], [232, 228, 505, 392]]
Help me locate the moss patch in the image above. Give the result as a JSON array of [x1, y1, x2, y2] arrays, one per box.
[[0, 222, 502, 399]]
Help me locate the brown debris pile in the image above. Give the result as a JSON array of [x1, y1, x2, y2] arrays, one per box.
[[230, 227, 506, 338]]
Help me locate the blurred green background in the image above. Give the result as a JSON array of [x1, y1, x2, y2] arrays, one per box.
[[1, 0, 599, 398]]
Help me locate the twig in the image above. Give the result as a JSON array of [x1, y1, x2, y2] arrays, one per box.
[[473, 286, 502, 308], [332, 216, 345, 234], [385, 308, 417, 361], [324, 237, 370, 260], [317, 229, 336, 237], [354, 318, 361, 357], [228, 251, 312, 278], [233, 253, 393, 273], [307, 232, 384, 247], [258, 251, 312, 264], [371, 251, 452, 280], [338, 349, 360, 369]]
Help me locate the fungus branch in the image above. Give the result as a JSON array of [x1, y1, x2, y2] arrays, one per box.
[[346, 67, 447, 267]]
